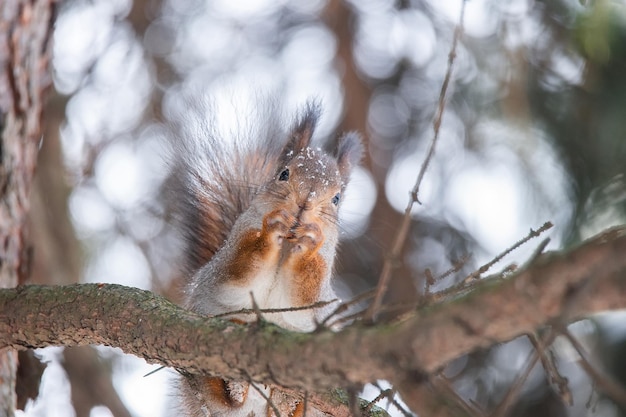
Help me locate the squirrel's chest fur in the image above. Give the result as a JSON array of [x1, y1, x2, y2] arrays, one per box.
[[196, 252, 331, 331]]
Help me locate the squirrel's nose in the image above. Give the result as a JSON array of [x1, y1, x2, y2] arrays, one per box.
[[295, 199, 312, 221], [298, 198, 313, 211]]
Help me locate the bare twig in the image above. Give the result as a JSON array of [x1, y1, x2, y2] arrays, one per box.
[[491, 354, 538, 417], [424, 262, 515, 305], [143, 365, 165, 378], [366, 0, 467, 322], [318, 290, 375, 328], [528, 332, 572, 406], [431, 376, 485, 417], [424, 268, 435, 289], [372, 382, 413, 417], [491, 331, 557, 417], [326, 310, 366, 329], [561, 327, 626, 408], [329, 300, 429, 327], [434, 254, 472, 283], [348, 388, 361, 417], [414, 33, 463, 202], [548, 348, 573, 405], [463, 222, 553, 283], [250, 292, 264, 324], [388, 396, 413, 417], [362, 388, 392, 414], [302, 391, 308, 417], [527, 238, 551, 264], [212, 299, 338, 319], [244, 372, 282, 417], [585, 383, 599, 411]]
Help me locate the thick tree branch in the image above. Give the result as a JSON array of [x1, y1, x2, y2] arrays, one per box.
[[1, 227, 625, 397]]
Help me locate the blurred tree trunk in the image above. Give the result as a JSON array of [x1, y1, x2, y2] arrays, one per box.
[[326, 0, 420, 306], [0, 0, 54, 415], [30, 91, 134, 417]]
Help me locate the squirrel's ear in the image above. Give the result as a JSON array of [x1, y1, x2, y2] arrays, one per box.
[[283, 102, 321, 157], [336, 132, 364, 183]]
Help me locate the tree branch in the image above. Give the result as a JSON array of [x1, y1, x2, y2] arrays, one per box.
[[1, 226, 626, 397]]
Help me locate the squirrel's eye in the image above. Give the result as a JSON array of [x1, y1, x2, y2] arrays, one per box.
[[278, 169, 290, 181], [331, 193, 340, 206]]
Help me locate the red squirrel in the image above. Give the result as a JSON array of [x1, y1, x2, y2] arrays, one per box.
[[170, 101, 363, 416]]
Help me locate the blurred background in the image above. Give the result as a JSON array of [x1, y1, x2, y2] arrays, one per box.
[[17, 0, 626, 416]]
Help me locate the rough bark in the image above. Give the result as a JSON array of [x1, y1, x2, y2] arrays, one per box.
[[0, 1, 54, 415], [1, 226, 625, 412]]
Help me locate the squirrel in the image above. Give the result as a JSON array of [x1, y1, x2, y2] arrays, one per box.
[[168, 100, 363, 417]]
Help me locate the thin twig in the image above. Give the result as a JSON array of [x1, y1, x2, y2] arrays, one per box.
[[423, 263, 514, 305], [302, 391, 308, 417], [250, 292, 264, 324], [433, 254, 472, 282], [526, 238, 551, 265], [424, 260, 517, 305], [561, 327, 626, 408], [143, 365, 165, 378], [318, 290, 375, 328], [414, 24, 465, 203], [212, 299, 338, 319], [431, 375, 486, 417], [528, 332, 572, 406], [327, 308, 369, 328], [424, 268, 435, 289], [491, 353, 538, 417], [548, 348, 573, 405], [329, 300, 423, 327], [372, 382, 413, 417], [348, 388, 361, 417], [463, 222, 553, 283], [243, 372, 282, 417], [491, 331, 556, 417], [362, 388, 392, 414], [387, 395, 413, 417], [585, 382, 599, 411], [365, 0, 467, 322]]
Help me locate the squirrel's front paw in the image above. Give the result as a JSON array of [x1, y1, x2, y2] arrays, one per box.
[[292, 223, 323, 252], [262, 209, 292, 245]]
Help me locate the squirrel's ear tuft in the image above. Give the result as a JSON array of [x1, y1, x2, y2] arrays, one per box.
[[284, 102, 321, 156], [336, 132, 364, 183]]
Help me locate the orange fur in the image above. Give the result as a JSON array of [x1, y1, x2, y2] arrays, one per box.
[[284, 222, 327, 306], [290, 400, 306, 417], [201, 377, 249, 408], [287, 250, 327, 306], [224, 218, 281, 285]]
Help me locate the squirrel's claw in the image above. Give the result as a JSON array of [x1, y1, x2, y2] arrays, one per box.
[[291, 222, 323, 252], [263, 209, 293, 244]]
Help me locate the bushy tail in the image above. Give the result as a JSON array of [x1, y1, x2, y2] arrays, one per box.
[[166, 100, 293, 274]]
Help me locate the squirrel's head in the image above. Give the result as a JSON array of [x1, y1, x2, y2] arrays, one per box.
[[268, 103, 363, 229]]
